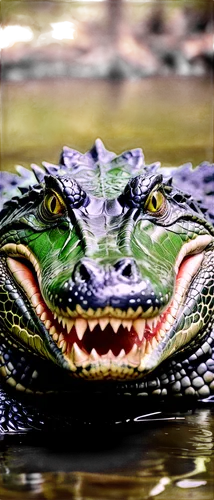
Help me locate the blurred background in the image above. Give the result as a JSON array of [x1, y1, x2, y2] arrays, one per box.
[[1, 0, 213, 172]]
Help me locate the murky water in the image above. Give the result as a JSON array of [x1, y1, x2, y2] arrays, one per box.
[[1, 74, 214, 500], [0, 406, 213, 499], [1, 77, 213, 172]]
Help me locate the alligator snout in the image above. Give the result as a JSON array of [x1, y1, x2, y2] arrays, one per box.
[[66, 257, 163, 314]]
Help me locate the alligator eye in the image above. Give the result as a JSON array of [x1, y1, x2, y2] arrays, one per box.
[[145, 190, 165, 213], [44, 191, 65, 216]]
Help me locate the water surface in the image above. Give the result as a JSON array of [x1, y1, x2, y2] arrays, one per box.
[[0, 406, 213, 499], [1, 77, 213, 172]]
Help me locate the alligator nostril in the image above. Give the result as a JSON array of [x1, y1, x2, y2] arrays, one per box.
[[72, 259, 104, 285], [114, 259, 139, 281], [121, 263, 133, 279], [78, 264, 91, 283]]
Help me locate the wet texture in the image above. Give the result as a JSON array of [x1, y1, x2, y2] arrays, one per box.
[[0, 405, 214, 499]]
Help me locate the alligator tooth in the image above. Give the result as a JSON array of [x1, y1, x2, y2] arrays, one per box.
[[71, 342, 89, 365], [145, 341, 152, 354], [153, 317, 159, 329], [159, 329, 166, 338], [146, 318, 154, 330], [164, 321, 171, 331], [58, 333, 64, 343], [117, 348, 126, 359], [76, 304, 83, 316], [143, 306, 154, 318], [57, 315, 63, 326], [140, 338, 146, 356], [110, 318, 121, 333], [67, 307, 77, 318], [127, 307, 135, 317], [60, 340, 67, 354], [54, 312, 58, 320], [122, 320, 132, 331], [133, 319, 145, 341], [86, 307, 95, 317], [151, 336, 157, 349], [156, 332, 162, 342], [49, 326, 56, 336], [126, 344, 140, 365], [62, 318, 66, 329], [53, 332, 59, 342], [65, 319, 74, 334], [44, 320, 51, 329], [88, 319, 98, 332], [166, 314, 174, 325], [41, 312, 48, 321], [98, 318, 109, 331], [75, 318, 88, 340], [101, 349, 114, 360], [90, 348, 100, 361], [135, 306, 143, 317]]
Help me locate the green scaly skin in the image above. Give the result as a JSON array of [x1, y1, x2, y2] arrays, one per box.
[[0, 140, 213, 432]]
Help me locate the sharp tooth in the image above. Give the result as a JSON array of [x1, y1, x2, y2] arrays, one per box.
[[58, 333, 64, 343], [53, 332, 59, 342], [75, 318, 88, 340], [44, 320, 51, 329], [88, 319, 98, 332], [86, 307, 94, 316], [146, 318, 154, 330], [65, 318, 74, 334], [126, 344, 140, 365], [156, 332, 162, 342], [166, 314, 174, 325], [145, 341, 152, 354], [60, 340, 67, 353], [153, 317, 159, 329], [90, 348, 100, 361], [110, 319, 121, 333], [71, 342, 89, 365], [41, 312, 48, 321], [122, 320, 132, 331], [49, 326, 56, 336], [134, 306, 143, 317], [140, 338, 146, 356], [106, 349, 115, 360], [54, 312, 58, 320], [143, 306, 154, 318], [151, 336, 157, 349], [67, 307, 77, 318], [159, 329, 166, 338], [58, 315, 63, 325], [117, 348, 126, 359], [62, 318, 66, 329], [98, 318, 109, 331], [133, 319, 145, 341], [76, 304, 83, 315]]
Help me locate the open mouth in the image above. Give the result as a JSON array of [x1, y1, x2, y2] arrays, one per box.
[[4, 235, 211, 379]]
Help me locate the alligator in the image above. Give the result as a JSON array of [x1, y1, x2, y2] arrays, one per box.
[[0, 140, 214, 432]]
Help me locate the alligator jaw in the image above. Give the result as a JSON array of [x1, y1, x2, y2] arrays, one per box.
[[4, 233, 211, 379]]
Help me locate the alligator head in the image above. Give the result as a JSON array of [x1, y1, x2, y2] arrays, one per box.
[[0, 140, 213, 392]]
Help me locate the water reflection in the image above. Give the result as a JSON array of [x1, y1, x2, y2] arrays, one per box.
[[0, 407, 213, 499]]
